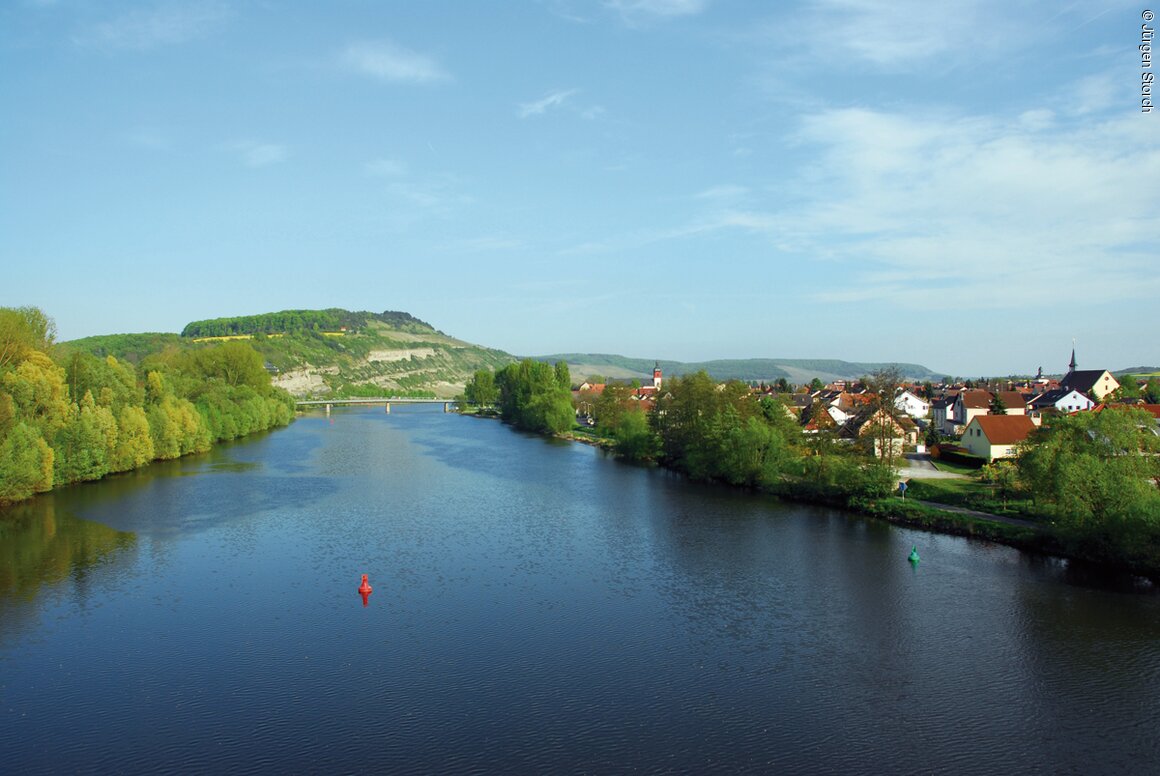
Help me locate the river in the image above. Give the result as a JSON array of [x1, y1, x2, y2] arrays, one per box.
[[2, 407, 1158, 774]]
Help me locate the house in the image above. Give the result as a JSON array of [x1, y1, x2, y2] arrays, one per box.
[[960, 415, 1038, 461], [843, 408, 907, 459], [825, 403, 853, 425], [633, 363, 664, 398], [1057, 347, 1119, 400], [990, 391, 1030, 416], [894, 390, 930, 419], [1060, 369, 1120, 401], [931, 394, 958, 435], [1028, 388, 1095, 414], [954, 390, 993, 432]]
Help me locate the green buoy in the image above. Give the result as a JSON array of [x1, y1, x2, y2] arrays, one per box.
[[908, 545, 920, 564]]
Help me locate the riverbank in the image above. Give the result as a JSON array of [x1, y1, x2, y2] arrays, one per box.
[[458, 410, 1160, 581]]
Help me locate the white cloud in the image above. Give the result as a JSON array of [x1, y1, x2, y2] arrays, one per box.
[[341, 40, 450, 84], [76, 1, 230, 50], [518, 89, 578, 118]]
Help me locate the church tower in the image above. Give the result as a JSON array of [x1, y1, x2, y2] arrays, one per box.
[[653, 362, 663, 390]]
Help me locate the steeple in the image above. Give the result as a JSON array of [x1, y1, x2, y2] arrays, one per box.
[[1068, 341, 1077, 373]]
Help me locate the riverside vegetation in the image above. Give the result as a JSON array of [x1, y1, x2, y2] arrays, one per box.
[[0, 307, 295, 505], [463, 361, 1160, 577]]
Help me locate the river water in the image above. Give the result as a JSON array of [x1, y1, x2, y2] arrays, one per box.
[[1, 407, 1158, 774]]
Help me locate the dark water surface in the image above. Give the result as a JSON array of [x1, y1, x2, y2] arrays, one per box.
[[2, 408, 1159, 774]]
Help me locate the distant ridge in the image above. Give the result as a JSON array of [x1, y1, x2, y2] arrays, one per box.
[[534, 353, 943, 384]]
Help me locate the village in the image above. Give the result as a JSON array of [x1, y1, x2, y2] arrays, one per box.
[[572, 350, 1160, 466]]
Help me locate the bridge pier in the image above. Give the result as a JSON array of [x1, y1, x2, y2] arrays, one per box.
[[325, 403, 331, 416], [385, 402, 390, 414], [444, 402, 450, 413]]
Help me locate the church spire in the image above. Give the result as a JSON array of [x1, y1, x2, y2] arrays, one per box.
[[1068, 341, 1077, 373]]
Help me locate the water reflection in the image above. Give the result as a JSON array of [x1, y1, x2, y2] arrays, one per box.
[[0, 497, 137, 643]]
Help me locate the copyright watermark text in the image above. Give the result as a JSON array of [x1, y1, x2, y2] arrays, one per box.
[[1144, 10, 1155, 112]]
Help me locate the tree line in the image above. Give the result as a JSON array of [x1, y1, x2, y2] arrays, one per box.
[[181, 309, 434, 338], [0, 307, 296, 505], [463, 364, 898, 503]]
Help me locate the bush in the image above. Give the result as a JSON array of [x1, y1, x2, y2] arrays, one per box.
[[933, 443, 987, 469]]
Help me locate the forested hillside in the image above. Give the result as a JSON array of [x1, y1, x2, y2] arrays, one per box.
[[63, 308, 517, 400], [0, 306, 295, 505]]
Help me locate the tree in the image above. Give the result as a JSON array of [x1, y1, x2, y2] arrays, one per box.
[[613, 410, 658, 461], [1113, 377, 1141, 402], [1016, 407, 1160, 533], [495, 359, 575, 434], [1145, 377, 1160, 404], [554, 360, 571, 392], [0, 422, 54, 503], [1, 350, 70, 437], [593, 383, 635, 437], [862, 366, 905, 469], [0, 306, 56, 371], [463, 369, 498, 407], [980, 460, 1020, 507], [179, 341, 270, 389], [809, 377, 824, 392], [989, 393, 1008, 415]]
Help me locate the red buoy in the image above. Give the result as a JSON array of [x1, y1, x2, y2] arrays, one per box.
[[357, 568, 371, 603]]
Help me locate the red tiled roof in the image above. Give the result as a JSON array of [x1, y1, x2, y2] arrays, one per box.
[[972, 415, 1036, 445], [959, 390, 993, 409]]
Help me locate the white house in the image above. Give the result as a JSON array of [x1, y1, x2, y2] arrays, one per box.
[[893, 390, 930, 419], [826, 404, 852, 425], [1028, 388, 1095, 414]]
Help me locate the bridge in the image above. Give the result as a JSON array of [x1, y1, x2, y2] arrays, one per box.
[[297, 398, 459, 414]]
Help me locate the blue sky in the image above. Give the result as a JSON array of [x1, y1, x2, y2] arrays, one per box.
[[2, 0, 1156, 377]]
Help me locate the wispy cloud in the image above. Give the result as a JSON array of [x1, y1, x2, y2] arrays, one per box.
[[604, 0, 708, 22], [518, 89, 578, 118], [75, 1, 230, 51], [752, 0, 1021, 72], [228, 141, 289, 168], [124, 127, 171, 151], [340, 40, 450, 84], [687, 105, 1160, 309], [695, 184, 749, 201], [364, 158, 408, 177]]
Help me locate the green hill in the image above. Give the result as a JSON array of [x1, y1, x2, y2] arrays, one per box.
[[536, 353, 943, 384], [62, 309, 515, 399]]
